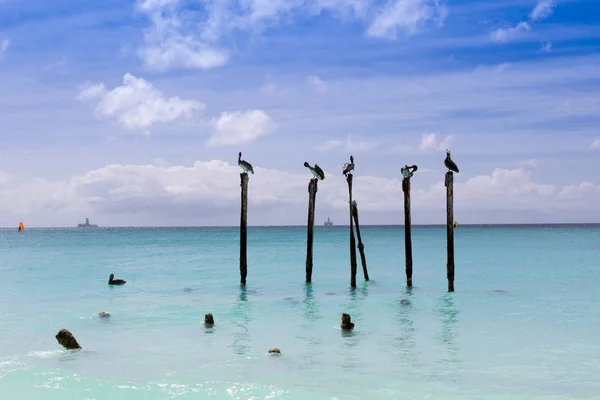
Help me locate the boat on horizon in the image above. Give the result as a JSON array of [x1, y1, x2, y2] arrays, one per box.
[[77, 218, 99, 228], [324, 217, 333, 227]]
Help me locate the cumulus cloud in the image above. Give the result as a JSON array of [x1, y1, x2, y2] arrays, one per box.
[[1, 162, 599, 226], [531, 0, 555, 21], [77, 73, 204, 131], [307, 75, 328, 93], [366, 0, 447, 39], [134, 0, 446, 71], [590, 138, 600, 150], [490, 21, 530, 43], [207, 109, 277, 147], [419, 133, 453, 151]]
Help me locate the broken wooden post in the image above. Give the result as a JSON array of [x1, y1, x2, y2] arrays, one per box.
[[305, 178, 318, 283], [240, 172, 249, 285], [445, 171, 455, 292], [351, 200, 369, 281], [401, 164, 418, 288], [55, 329, 81, 350]]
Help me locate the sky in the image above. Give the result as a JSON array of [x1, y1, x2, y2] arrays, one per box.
[[0, 0, 599, 227]]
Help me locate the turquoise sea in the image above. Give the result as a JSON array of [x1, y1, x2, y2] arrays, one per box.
[[1, 225, 599, 399]]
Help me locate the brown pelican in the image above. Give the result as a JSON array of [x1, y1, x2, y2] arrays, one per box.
[[304, 162, 325, 180], [401, 164, 418, 179], [108, 273, 126, 285], [238, 152, 254, 174], [444, 150, 459, 173], [342, 155, 354, 176]]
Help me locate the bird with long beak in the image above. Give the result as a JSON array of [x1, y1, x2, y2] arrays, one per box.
[[304, 162, 325, 180], [238, 152, 254, 174], [342, 155, 354, 176], [444, 150, 459, 173]]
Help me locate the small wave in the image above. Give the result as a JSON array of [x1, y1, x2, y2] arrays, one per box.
[[26, 350, 63, 359]]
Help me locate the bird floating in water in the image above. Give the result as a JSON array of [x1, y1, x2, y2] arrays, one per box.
[[444, 150, 459, 173], [108, 273, 126, 285], [342, 155, 354, 176], [238, 152, 254, 174], [304, 162, 325, 180]]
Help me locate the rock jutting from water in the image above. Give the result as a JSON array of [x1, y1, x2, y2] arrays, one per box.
[[205, 313, 215, 326], [341, 313, 355, 331], [99, 311, 110, 317], [268, 348, 281, 354], [55, 329, 82, 350]]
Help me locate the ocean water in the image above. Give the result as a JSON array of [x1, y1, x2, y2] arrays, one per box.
[[1, 225, 599, 400]]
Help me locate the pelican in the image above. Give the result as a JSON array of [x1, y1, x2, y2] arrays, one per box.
[[401, 164, 418, 179], [304, 162, 325, 180], [342, 155, 354, 176], [444, 150, 459, 173], [238, 152, 254, 174], [108, 273, 126, 285]]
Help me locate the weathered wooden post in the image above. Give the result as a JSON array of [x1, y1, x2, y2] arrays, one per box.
[[237, 152, 254, 286], [401, 164, 418, 288], [305, 178, 318, 283], [445, 171, 455, 292], [240, 173, 248, 285], [443, 149, 459, 292], [303, 162, 325, 283], [351, 200, 369, 281], [343, 155, 357, 288]]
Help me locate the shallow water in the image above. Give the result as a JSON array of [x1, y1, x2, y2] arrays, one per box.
[[1, 225, 599, 399]]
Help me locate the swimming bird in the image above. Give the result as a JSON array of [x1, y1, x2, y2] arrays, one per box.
[[108, 273, 126, 285], [342, 155, 354, 176], [444, 150, 459, 173], [303, 162, 325, 180], [238, 152, 254, 174]]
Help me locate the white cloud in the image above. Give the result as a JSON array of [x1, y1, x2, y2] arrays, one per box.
[[136, 0, 228, 71], [518, 159, 543, 168], [590, 138, 600, 150], [307, 75, 328, 93], [419, 133, 453, 151], [1, 163, 599, 226], [531, 0, 555, 21], [207, 109, 277, 147], [134, 0, 446, 71], [366, 0, 447, 39], [316, 134, 377, 152], [0, 39, 9, 56], [490, 21, 530, 43], [540, 41, 553, 53], [77, 73, 204, 131]]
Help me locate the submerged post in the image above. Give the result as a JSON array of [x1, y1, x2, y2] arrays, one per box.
[[305, 178, 318, 283], [401, 164, 418, 288], [445, 171, 455, 292], [351, 200, 369, 281], [240, 172, 249, 285]]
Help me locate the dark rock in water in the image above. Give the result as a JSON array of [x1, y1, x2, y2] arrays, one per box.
[[183, 288, 194, 293], [283, 297, 294, 301], [492, 289, 508, 294], [400, 299, 411, 306], [98, 311, 110, 318], [268, 348, 281, 354], [55, 329, 81, 350], [205, 313, 215, 326], [326, 292, 336, 296], [341, 313, 355, 331]]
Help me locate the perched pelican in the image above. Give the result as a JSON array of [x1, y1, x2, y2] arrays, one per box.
[[304, 162, 325, 180], [444, 150, 459, 173], [238, 152, 254, 174], [342, 155, 354, 176], [401, 164, 418, 179], [108, 273, 126, 285]]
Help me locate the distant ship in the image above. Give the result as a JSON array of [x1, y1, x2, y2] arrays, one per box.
[[324, 217, 333, 227], [77, 218, 98, 228]]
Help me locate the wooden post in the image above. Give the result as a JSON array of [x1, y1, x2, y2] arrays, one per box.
[[347, 174, 358, 288], [240, 172, 249, 285], [402, 178, 413, 288], [305, 178, 318, 283], [445, 171, 455, 292], [351, 201, 369, 281]]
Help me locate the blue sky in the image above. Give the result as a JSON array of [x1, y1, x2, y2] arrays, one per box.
[[1, 0, 599, 227]]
